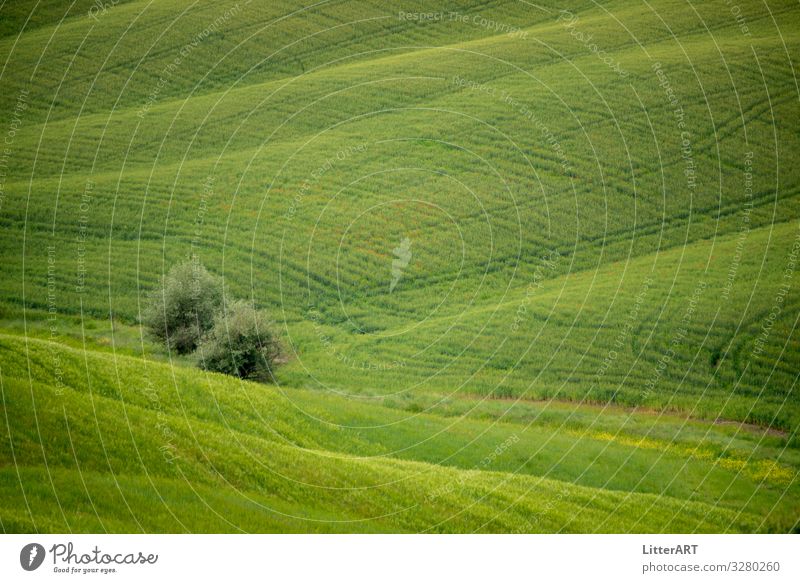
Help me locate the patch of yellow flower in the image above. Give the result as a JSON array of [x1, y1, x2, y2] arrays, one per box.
[[575, 431, 795, 486]]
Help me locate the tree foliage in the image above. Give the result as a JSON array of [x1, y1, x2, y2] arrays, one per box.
[[142, 257, 224, 354], [198, 300, 283, 383]]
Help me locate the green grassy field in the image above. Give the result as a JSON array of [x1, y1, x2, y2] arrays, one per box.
[[0, 0, 798, 532]]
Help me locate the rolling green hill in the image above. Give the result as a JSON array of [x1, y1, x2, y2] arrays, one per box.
[[0, 0, 798, 532], [1, 333, 794, 532]]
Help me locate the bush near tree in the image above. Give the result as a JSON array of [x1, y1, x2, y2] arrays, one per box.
[[198, 299, 283, 383]]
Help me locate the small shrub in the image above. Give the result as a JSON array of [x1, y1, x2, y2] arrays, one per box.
[[198, 300, 283, 383], [142, 257, 224, 354]]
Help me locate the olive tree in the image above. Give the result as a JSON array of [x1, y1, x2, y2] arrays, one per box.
[[142, 257, 224, 354], [198, 299, 283, 383]]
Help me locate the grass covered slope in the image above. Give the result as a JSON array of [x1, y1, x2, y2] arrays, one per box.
[[1, 332, 792, 533], [282, 220, 800, 430], [0, 0, 798, 532]]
